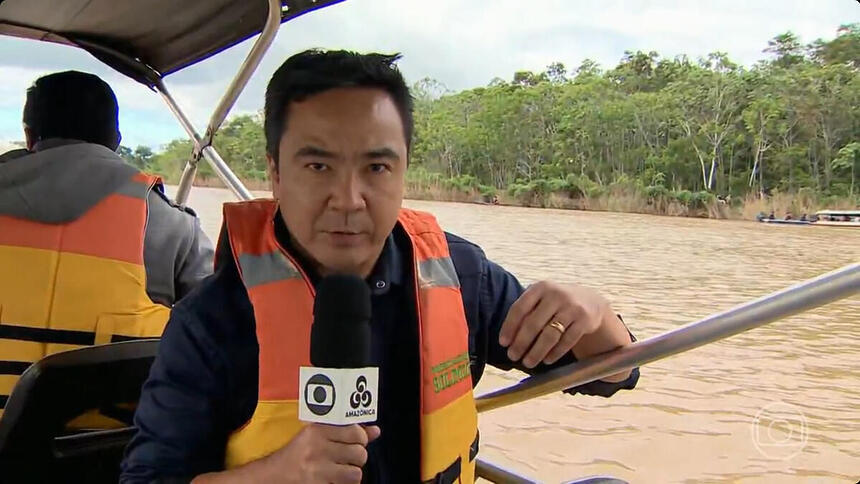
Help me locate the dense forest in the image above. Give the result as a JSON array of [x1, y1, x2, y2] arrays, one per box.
[[123, 25, 860, 218]]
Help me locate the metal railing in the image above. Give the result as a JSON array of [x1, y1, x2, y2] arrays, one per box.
[[476, 262, 859, 413]]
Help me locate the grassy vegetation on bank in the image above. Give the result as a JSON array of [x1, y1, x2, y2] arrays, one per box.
[[172, 167, 856, 220]]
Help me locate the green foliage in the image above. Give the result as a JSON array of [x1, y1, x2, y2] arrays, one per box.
[[136, 26, 858, 212], [408, 25, 858, 206]]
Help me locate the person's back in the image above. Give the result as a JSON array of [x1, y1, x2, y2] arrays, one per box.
[[0, 71, 214, 419]]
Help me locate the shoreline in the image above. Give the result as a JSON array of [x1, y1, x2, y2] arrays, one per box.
[[176, 177, 856, 222]]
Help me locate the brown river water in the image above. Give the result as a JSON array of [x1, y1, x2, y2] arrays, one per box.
[[170, 186, 859, 484]]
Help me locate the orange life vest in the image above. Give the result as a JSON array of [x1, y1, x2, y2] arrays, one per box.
[[222, 199, 479, 483], [0, 172, 171, 419]]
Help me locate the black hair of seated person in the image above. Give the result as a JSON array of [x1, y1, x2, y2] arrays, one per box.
[[23, 70, 121, 151]]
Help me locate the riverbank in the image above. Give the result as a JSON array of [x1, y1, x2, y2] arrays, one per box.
[[408, 179, 858, 221], [178, 175, 857, 220]]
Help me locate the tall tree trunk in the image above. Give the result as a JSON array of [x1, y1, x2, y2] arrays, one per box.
[[707, 156, 718, 191], [729, 147, 735, 192], [852, 155, 856, 197], [789, 155, 794, 192]]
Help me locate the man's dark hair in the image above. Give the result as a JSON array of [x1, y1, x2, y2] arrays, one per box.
[[23, 70, 121, 150], [264, 49, 413, 166]]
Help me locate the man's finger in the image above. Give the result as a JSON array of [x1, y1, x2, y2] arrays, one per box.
[[319, 463, 363, 484], [323, 424, 369, 446], [521, 318, 566, 368], [506, 295, 560, 362], [543, 320, 587, 365], [328, 442, 369, 467], [363, 425, 381, 443], [498, 284, 541, 347]]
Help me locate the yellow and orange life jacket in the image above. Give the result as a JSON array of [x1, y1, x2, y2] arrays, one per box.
[[0, 173, 171, 420], [222, 199, 479, 483]]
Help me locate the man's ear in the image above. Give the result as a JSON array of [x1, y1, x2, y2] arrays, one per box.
[[266, 153, 280, 196], [23, 126, 35, 151]]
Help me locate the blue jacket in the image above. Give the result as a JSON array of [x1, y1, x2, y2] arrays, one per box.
[[121, 214, 639, 483]]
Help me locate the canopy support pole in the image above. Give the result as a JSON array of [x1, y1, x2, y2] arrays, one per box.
[[203, 0, 282, 146], [476, 262, 860, 413], [156, 86, 253, 203], [161, 0, 282, 204]]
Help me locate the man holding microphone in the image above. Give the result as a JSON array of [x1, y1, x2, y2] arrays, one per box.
[[121, 49, 639, 483]]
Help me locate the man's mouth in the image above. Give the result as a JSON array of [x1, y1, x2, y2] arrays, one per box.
[[323, 231, 366, 246]]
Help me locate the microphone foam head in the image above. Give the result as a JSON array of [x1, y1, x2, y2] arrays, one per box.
[[313, 273, 372, 324], [311, 274, 372, 368]]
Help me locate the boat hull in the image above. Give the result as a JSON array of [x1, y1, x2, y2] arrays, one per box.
[[813, 221, 860, 228], [758, 219, 859, 228], [758, 219, 811, 225]]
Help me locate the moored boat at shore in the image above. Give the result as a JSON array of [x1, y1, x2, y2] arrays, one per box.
[[757, 209, 859, 227], [813, 210, 860, 227]]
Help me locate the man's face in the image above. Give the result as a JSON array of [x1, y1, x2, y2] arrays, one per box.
[[268, 87, 407, 278]]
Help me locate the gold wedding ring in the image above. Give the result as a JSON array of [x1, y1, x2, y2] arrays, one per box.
[[547, 320, 566, 334]]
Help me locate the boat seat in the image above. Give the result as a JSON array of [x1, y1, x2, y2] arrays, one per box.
[[0, 340, 158, 483]]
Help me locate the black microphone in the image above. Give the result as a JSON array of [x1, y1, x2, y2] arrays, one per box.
[[299, 274, 378, 424], [311, 274, 372, 368]]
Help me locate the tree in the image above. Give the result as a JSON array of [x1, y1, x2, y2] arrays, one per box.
[[512, 70, 547, 87], [574, 58, 602, 81], [138, 24, 859, 212], [545, 62, 568, 84], [671, 55, 745, 191], [118, 145, 155, 171], [608, 50, 661, 92], [831, 142, 859, 196], [810, 23, 860, 67], [765, 32, 806, 68], [743, 95, 782, 194], [412, 77, 450, 102]]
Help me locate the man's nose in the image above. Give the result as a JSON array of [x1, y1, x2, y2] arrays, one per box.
[[328, 171, 366, 212]]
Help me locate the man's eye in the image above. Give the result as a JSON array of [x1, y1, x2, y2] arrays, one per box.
[[307, 163, 328, 172], [369, 163, 390, 174]]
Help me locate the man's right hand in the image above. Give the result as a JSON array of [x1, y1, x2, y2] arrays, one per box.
[[192, 424, 381, 484]]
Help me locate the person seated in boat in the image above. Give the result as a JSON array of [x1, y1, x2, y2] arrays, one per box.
[[768, 210, 775, 220], [800, 213, 808, 221], [784, 211, 793, 221], [0, 71, 214, 418], [121, 50, 640, 484]]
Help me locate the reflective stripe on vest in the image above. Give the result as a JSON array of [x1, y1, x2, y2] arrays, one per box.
[[0, 172, 171, 416], [222, 199, 478, 483]]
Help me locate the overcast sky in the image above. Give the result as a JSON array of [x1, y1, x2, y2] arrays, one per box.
[[1, 0, 858, 149]]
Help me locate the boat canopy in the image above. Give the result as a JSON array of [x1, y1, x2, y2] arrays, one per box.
[[815, 210, 860, 216], [1, 0, 346, 203], [0, 0, 344, 87]]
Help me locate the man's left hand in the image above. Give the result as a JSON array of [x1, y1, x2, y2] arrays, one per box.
[[498, 281, 627, 372]]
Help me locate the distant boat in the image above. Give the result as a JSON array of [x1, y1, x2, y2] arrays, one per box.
[[759, 218, 812, 225], [757, 210, 859, 228], [813, 210, 860, 228]]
